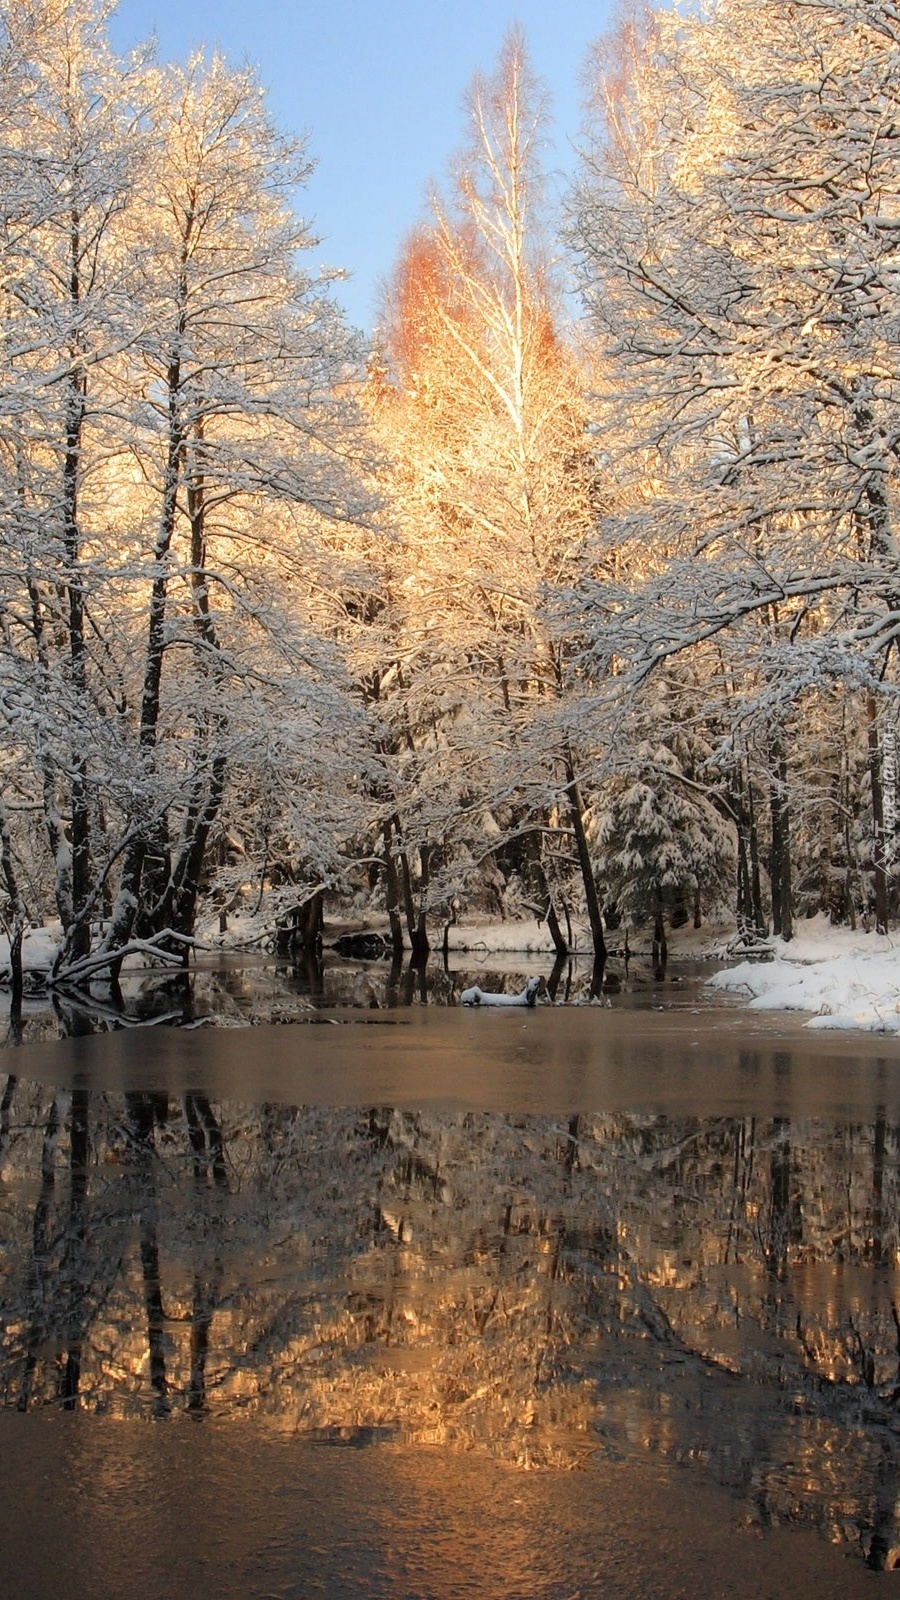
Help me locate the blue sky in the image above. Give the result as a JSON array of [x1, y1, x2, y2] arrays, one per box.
[[108, 1, 616, 334]]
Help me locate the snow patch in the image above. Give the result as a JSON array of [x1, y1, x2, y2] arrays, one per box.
[[709, 917, 900, 1033]]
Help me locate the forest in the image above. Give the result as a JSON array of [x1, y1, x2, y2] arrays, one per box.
[[1, 0, 899, 995]]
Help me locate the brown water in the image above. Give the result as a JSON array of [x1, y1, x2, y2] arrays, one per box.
[[1, 1001, 899, 1596]]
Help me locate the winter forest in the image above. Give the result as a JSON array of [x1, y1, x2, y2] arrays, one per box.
[[2, 0, 899, 996]]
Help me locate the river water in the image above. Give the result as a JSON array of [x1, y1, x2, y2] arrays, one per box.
[[1, 959, 899, 1596]]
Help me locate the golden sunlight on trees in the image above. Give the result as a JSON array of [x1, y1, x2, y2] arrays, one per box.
[[0, 0, 379, 987], [368, 30, 603, 961], [2, 0, 900, 979], [569, 0, 900, 940]]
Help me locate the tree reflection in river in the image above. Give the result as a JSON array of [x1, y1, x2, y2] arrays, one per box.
[[1, 1077, 900, 1566]]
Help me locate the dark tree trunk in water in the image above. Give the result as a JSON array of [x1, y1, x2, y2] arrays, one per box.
[[524, 828, 568, 957], [410, 843, 431, 957], [544, 899, 568, 959], [275, 891, 324, 956], [652, 884, 667, 977], [294, 892, 324, 951], [394, 816, 430, 956], [546, 951, 569, 1002]]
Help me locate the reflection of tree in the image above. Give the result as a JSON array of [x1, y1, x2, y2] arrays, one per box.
[[17, 1091, 67, 1411], [0, 1073, 16, 1161], [184, 1094, 228, 1191], [125, 1094, 171, 1417], [59, 1088, 89, 1409], [2, 1079, 900, 1554]]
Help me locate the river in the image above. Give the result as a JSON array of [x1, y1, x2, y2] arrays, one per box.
[[0, 958, 897, 1596]]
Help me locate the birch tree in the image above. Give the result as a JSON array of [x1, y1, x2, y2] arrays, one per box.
[[372, 29, 600, 956]]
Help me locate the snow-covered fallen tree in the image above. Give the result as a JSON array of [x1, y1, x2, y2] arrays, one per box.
[[460, 976, 542, 1008]]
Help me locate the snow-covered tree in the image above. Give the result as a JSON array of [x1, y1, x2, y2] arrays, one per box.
[[568, 0, 900, 933], [97, 49, 379, 966], [0, 0, 150, 967], [370, 29, 600, 955], [0, 1, 381, 981]]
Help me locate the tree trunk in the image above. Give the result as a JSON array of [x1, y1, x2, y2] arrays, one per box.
[[748, 779, 765, 936], [393, 815, 430, 956], [101, 261, 190, 963], [652, 882, 667, 975], [0, 794, 26, 1015], [60, 209, 91, 966], [25, 578, 75, 931], [768, 738, 793, 941], [867, 689, 891, 934], [736, 826, 753, 942], [382, 819, 406, 956], [410, 843, 431, 958], [297, 892, 324, 951], [852, 393, 894, 934], [864, 691, 890, 934], [164, 754, 228, 951], [275, 892, 324, 956], [525, 827, 568, 957], [564, 759, 606, 964], [161, 424, 229, 951]]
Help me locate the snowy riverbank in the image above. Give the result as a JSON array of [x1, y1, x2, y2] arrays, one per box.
[[2, 914, 900, 1036], [447, 914, 900, 1033], [708, 917, 900, 1034]]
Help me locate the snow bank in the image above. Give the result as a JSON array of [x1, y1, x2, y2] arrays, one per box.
[[709, 916, 900, 1033], [0, 926, 61, 977], [446, 920, 567, 956]]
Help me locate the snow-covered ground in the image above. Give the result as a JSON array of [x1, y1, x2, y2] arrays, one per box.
[[708, 916, 900, 1034]]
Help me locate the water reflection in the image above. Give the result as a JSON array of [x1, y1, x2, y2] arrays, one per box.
[[2, 1076, 900, 1567], [1, 949, 724, 1046]]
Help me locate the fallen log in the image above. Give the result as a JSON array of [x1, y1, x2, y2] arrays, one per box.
[[460, 976, 542, 1008]]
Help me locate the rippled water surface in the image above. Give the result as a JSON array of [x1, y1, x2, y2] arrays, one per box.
[[2, 974, 899, 1596]]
